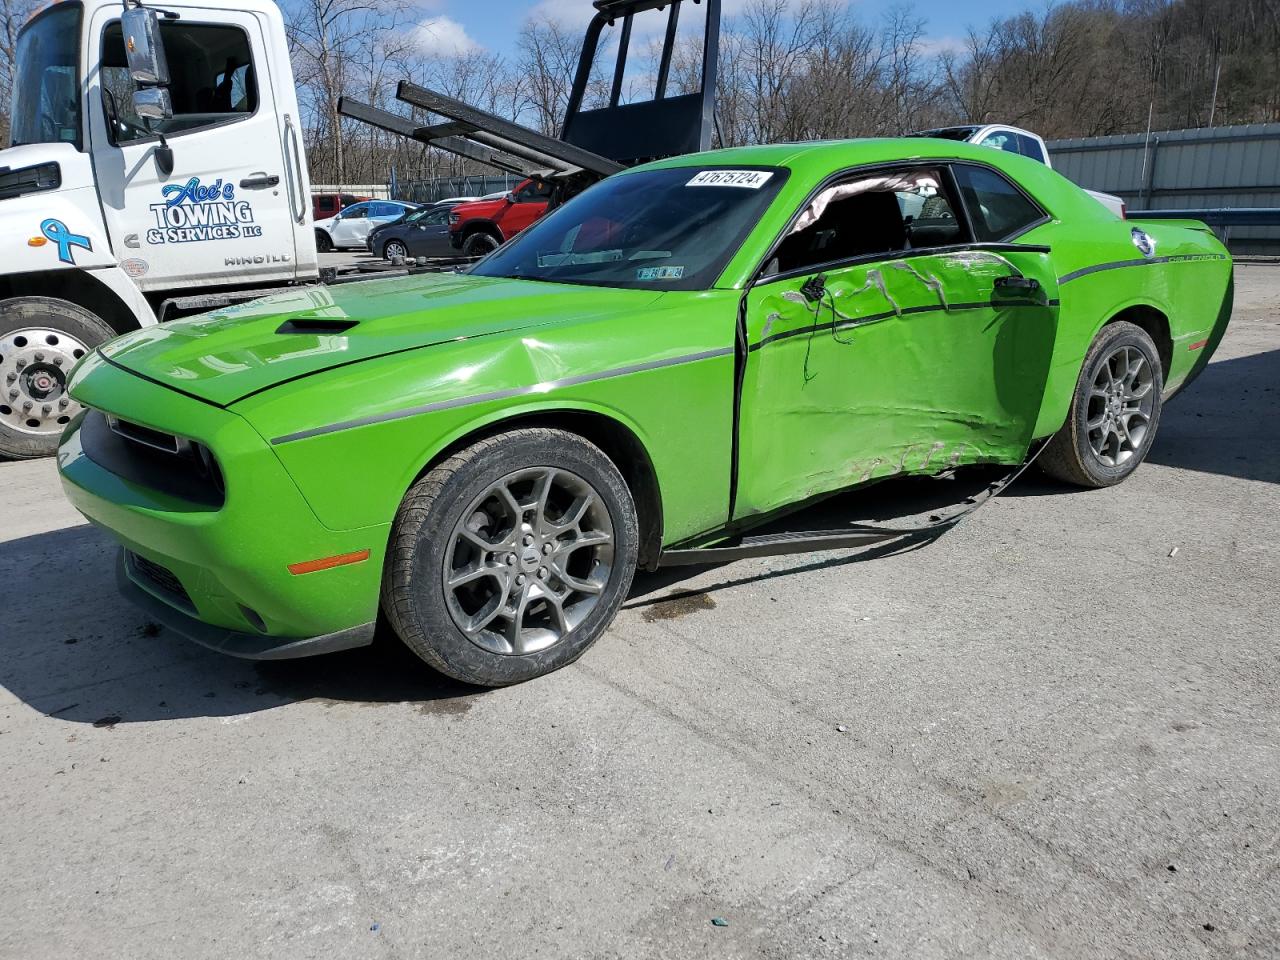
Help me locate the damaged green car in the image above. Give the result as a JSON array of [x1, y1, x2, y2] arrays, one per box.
[[59, 139, 1232, 685]]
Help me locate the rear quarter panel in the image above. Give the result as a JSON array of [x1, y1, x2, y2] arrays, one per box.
[[1012, 163, 1232, 438]]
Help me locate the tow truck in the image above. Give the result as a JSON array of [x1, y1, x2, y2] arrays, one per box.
[[0, 0, 721, 457]]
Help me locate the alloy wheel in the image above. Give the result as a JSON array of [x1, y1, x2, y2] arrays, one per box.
[[385, 240, 408, 261], [0, 327, 88, 437], [1086, 344, 1155, 467], [443, 467, 615, 656]]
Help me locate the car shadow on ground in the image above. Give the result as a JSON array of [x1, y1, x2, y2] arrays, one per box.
[[0, 525, 478, 725], [4, 348, 1272, 724]]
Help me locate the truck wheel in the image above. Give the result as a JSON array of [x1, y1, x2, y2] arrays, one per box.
[[382, 428, 639, 686], [0, 297, 115, 459], [462, 232, 500, 257], [1039, 320, 1164, 488], [315, 230, 333, 253]]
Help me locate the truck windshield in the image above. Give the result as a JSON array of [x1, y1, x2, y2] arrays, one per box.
[[9, 4, 82, 148], [471, 166, 788, 291]]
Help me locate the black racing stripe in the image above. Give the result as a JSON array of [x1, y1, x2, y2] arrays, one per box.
[[270, 347, 735, 445], [1057, 252, 1228, 285], [748, 298, 1060, 352]]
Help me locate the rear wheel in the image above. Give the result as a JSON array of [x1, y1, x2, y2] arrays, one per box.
[[382, 428, 638, 686], [315, 230, 333, 253], [0, 297, 113, 459], [1040, 320, 1164, 488], [462, 231, 500, 257], [383, 239, 408, 261]]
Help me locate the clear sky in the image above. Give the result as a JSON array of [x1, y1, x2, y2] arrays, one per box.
[[417, 0, 1043, 61]]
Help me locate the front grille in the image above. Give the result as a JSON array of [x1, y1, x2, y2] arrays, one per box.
[[81, 410, 225, 508], [128, 552, 195, 611]]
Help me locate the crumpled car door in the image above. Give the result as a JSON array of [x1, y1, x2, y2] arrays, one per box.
[[735, 247, 1060, 520]]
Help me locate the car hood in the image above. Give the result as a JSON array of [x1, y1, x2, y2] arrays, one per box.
[[98, 272, 664, 407], [451, 199, 506, 222]]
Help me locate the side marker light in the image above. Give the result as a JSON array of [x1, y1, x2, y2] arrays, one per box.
[[287, 549, 370, 575]]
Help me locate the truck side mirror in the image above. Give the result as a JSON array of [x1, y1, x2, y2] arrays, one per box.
[[132, 87, 173, 122], [122, 7, 170, 85]]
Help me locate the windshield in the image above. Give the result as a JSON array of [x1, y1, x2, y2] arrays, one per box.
[[471, 166, 789, 291], [10, 4, 82, 148]]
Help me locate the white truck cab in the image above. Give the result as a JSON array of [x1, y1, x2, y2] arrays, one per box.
[[0, 0, 316, 457]]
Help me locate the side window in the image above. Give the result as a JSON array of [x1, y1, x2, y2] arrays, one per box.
[[768, 168, 957, 276], [952, 164, 1046, 242], [1016, 134, 1047, 164], [342, 204, 369, 220], [513, 180, 553, 203], [100, 21, 257, 144], [978, 130, 1019, 154], [424, 208, 451, 225], [316, 197, 336, 215]]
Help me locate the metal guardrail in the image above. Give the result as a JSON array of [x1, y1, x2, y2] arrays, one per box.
[[1128, 208, 1280, 226]]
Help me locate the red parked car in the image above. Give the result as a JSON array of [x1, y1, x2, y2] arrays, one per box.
[[311, 192, 368, 223], [448, 179, 555, 256]]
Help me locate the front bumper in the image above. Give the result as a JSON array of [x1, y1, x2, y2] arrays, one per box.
[[118, 551, 375, 659], [58, 354, 390, 652]]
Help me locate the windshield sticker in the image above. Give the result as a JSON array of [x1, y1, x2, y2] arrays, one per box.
[[636, 265, 685, 281], [536, 250, 624, 267], [146, 177, 263, 245], [686, 170, 773, 189]]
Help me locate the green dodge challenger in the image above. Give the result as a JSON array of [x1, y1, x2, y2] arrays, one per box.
[[58, 139, 1232, 685]]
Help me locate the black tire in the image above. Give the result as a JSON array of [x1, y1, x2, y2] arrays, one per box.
[[462, 231, 501, 257], [1039, 320, 1164, 488], [382, 239, 408, 261], [382, 428, 639, 686], [0, 297, 116, 460], [315, 230, 333, 253]]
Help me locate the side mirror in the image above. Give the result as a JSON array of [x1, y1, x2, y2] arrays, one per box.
[[504, 191, 515, 203], [132, 87, 172, 122], [121, 7, 170, 85]]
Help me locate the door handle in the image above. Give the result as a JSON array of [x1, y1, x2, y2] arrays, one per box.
[[994, 275, 1040, 293], [240, 173, 280, 189]]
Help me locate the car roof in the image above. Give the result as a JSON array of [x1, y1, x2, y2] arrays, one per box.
[[647, 137, 1050, 172]]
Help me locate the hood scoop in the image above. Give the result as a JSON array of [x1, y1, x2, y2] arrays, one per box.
[[275, 317, 360, 335]]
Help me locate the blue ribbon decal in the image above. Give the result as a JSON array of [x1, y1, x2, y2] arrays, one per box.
[[40, 219, 92, 265]]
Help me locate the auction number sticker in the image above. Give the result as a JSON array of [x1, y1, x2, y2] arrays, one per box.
[[686, 170, 774, 189], [636, 265, 685, 281]]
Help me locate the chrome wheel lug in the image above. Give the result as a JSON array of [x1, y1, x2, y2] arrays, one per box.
[[34, 352, 44, 362], [22, 401, 32, 412], [515, 574, 525, 586], [58, 398, 68, 408], [7, 389, 16, 400], [505, 554, 516, 565], [542, 542, 553, 555], [15, 358, 25, 369], [523, 534, 534, 546], [537, 567, 547, 579], [53, 357, 63, 366], [41, 404, 51, 414]]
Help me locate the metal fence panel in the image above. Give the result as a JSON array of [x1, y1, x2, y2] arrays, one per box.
[[1048, 123, 1280, 253]]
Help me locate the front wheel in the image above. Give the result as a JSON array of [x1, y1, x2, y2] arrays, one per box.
[[382, 428, 639, 686], [382, 239, 408, 261], [462, 231, 500, 257], [1039, 320, 1164, 488], [0, 297, 114, 459], [315, 230, 333, 253]]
